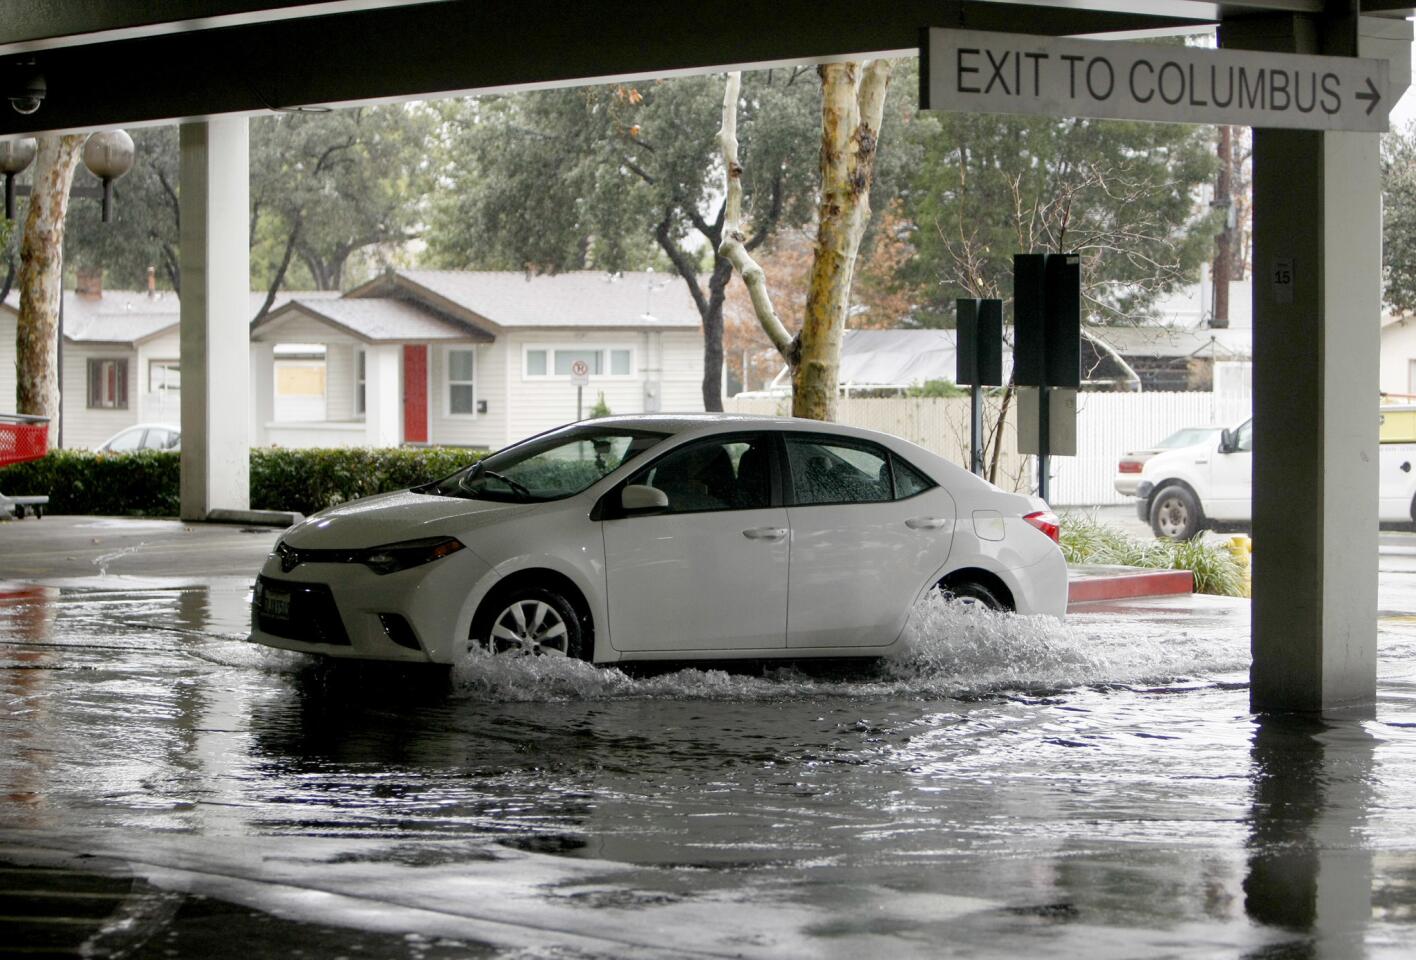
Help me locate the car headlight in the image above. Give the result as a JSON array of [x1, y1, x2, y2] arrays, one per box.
[[360, 536, 465, 575], [272, 536, 464, 574]]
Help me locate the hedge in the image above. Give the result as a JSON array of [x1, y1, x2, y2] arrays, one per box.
[[0, 446, 488, 518]]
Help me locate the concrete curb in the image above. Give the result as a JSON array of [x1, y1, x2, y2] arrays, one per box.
[[1067, 564, 1195, 605]]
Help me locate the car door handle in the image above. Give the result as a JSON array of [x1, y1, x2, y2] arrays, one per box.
[[742, 527, 787, 541], [1195, 459, 1209, 465], [906, 516, 947, 530]]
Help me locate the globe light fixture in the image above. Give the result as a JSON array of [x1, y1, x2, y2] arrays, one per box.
[[0, 137, 37, 220], [81, 130, 135, 222]]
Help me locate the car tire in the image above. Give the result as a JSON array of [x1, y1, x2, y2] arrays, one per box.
[[474, 585, 587, 660], [1150, 485, 1203, 541], [939, 580, 1007, 611]]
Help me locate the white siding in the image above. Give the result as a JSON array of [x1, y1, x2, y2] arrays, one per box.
[[1382, 320, 1416, 397], [324, 342, 360, 421], [63, 344, 139, 449], [0, 311, 15, 414], [498, 328, 704, 446], [136, 331, 182, 425], [258, 313, 359, 344], [428, 341, 506, 449]]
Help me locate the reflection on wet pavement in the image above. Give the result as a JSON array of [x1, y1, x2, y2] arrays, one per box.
[[2, 578, 1416, 957]]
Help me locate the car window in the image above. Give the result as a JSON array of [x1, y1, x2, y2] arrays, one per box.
[[1233, 420, 1253, 452], [106, 428, 143, 452], [425, 427, 665, 502], [786, 436, 892, 506], [1159, 428, 1219, 449], [147, 428, 179, 450], [626, 434, 771, 514], [892, 457, 935, 499]]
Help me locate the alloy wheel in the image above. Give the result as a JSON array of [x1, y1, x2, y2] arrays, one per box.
[[488, 599, 570, 656]]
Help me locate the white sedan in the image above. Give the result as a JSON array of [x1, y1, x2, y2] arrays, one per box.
[[248, 415, 1067, 665]]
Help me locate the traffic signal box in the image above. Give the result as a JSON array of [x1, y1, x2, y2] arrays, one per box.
[[1013, 254, 1080, 478], [956, 298, 1003, 387]]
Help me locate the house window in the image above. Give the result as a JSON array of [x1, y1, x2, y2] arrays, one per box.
[[524, 346, 635, 379], [355, 349, 366, 415], [149, 359, 180, 397], [87, 358, 129, 409], [448, 348, 476, 415]]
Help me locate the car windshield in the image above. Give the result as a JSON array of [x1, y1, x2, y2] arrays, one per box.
[[420, 427, 668, 502], [1158, 428, 1220, 449]]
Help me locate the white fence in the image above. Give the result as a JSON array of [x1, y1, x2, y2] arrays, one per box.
[[726, 390, 1251, 506]]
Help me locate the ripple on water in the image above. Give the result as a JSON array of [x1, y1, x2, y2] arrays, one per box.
[[450, 593, 1252, 704]]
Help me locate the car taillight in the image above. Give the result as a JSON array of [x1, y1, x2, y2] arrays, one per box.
[[1118, 460, 1142, 473], [1024, 510, 1060, 543]]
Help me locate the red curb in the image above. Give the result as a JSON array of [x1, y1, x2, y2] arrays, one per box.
[[1067, 567, 1194, 605]]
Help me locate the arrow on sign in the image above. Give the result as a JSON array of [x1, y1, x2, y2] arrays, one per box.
[[1357, 76, 1382, 116]]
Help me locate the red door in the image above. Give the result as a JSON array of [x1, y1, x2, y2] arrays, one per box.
[[402, 345, 428, 444]]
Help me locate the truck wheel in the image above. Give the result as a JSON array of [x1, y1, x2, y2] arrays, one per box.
[[1150, 485, 1203, 541]]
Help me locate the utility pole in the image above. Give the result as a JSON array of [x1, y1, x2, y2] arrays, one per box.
[[1211, 125, 1234, 330]]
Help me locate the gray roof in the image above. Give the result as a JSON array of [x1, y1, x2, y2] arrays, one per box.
[[1085, 323, 1251, 360], [255, 297, 492, 343], [385, 270, 702, 329], [1, 289, 338, 344]]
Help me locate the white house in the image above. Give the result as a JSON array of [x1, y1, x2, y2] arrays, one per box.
[[251, 269, 705, 450], [1, 275, 336, 448], [4, 269, 706, 451]]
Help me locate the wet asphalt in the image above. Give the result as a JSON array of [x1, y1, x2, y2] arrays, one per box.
[[3, 514, 1416, 958]]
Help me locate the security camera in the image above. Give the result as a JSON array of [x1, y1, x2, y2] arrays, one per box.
[[7, 66, 44, 116]]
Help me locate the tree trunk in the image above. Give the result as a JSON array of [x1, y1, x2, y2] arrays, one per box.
[[794, 61, 892, 421], [700, 257, 733, 411], [16, 135, 85, 448], [1211, 125, 1233, 329]]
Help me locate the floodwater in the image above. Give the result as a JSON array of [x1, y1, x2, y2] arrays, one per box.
[[4, 576, 1416, 958]]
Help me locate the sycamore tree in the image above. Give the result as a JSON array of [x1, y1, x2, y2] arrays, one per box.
[[425, 70, 917, 411]]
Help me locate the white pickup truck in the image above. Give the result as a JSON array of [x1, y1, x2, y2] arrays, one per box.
[[1135, 410, 1416, 540]]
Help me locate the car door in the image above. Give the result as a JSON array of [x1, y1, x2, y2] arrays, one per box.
[[783, 433, 955, 649], [601, 432, 788, 653], [1208, 419, 1253, 520]]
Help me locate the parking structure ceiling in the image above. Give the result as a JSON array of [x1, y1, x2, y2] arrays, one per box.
[[1, 0, 1414, 137]]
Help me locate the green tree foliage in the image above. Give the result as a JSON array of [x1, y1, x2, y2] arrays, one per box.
[[1383, 122, 1416, 314], [61, 105, 432, 302], [425, 67, 919, 410], [899, 112, 1218, 326]]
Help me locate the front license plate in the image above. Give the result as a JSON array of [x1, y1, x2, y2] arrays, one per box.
[[261, 586, 291, 620]]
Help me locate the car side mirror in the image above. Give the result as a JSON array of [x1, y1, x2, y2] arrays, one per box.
[[621, 484, 669, 515], [1219, 429, 1235, 454]]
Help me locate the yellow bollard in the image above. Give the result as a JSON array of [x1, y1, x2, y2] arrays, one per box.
[[1228, 535, 1252, 598]]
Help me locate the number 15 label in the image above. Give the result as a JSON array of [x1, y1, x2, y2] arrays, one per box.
[[1272, 258, 1294, 304]]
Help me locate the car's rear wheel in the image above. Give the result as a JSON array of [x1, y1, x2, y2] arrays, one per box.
[[940, 580, 1006, 611], [1150, 485, 1203, 540], [475, 586, 585, 659]]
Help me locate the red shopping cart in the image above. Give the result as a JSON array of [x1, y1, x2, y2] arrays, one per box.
[[0, 413, 51, 519]]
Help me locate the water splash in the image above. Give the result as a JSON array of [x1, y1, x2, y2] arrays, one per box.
[[451, 593, 1250, 704], [92, 542, 149, 577]]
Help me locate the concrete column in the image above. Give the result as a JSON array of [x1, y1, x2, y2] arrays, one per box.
[[250, 340, 275, 447], [364, 343, 401, 446], [179, 118, 250, 519], [1222, 15, 1410, 712]]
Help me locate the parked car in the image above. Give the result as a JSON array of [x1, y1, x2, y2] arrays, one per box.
[[1136, 412, 1416, 539], [96, 423, 181, 453], [1114, 426, 1223, 496], [248, 415, 1068, 665]]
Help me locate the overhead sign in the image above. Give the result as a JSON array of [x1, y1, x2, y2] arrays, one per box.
[[922, 28, 1390, 132]]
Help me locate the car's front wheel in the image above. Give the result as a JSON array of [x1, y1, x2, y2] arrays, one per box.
[[939, 579, 1007, 611], [1150, 485, 1203, 540], [474, 586, 586, 659]]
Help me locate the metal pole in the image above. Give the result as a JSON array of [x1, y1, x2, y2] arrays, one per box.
[[1038, 386, 1050, 502], [577, 385, 583, 421], [970, 383, 983, 475]]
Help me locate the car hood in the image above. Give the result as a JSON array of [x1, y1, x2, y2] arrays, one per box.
[[282, 489, 534, 549], [1139, 441, 1212, 478]]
